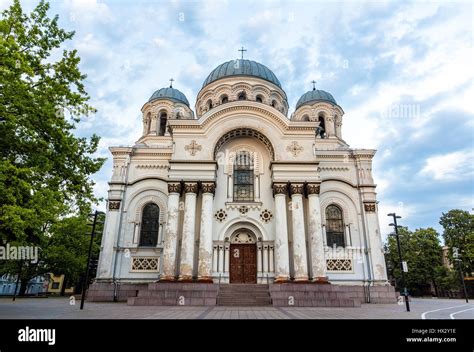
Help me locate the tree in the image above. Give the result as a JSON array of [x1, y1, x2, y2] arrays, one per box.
[[439, 209, 474, 275], [0, 0, 105, 295], [384, 227, 444, 296]]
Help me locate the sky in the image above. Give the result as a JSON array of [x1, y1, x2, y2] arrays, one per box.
[[2, 0, 473, 239]]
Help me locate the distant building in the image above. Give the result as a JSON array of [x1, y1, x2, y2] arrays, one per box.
[[0, 274, 48, 295], [442, 246, 453, 269], [47, 274, 74, 294]]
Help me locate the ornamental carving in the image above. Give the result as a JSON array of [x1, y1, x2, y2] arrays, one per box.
[[214, 209, 227, 222], [108, 200, 121, 211], [306, 183, 321, 195], [273, 183, 287, 195], [184, 182, 198, 194], [364, 203, 376, 212], [239, 205, 249, 215], [260, 209, 273, 223], [201, 182, 216, 195], [168, 182, 182, 194], [286, 141, 303, 157], [184, 140, 202, 156], [230, 231, 256, 244], [290, 183, 304, 195]]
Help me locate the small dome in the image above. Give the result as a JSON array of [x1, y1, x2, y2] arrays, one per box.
[[202, 59, 282, 89], [296, 89, 337, 110], [148, 87, 189, 106]]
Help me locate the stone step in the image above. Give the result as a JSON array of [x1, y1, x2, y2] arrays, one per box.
[[128, 297, 216, 306], [271, 298, 361, 307], [216, 284, 272, 306]]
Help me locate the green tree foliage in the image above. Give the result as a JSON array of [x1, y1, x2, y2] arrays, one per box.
[[385, 227, 444, 296], [439, 209, 474, 275], [0, 0, 105, 295]]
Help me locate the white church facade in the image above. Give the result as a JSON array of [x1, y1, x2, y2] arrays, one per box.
[[90, 57, 396, 306]]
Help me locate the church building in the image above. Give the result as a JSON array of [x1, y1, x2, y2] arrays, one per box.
[[89, 56, 396, 306]]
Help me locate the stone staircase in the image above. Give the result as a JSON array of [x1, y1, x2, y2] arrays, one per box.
[[217, 284, 272, 306]]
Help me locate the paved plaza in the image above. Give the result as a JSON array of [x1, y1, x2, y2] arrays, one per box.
[[0, 297, 472, 319]]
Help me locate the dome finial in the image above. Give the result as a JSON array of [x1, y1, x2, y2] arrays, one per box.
[[169, 78, 174, 88], [311, 80, 317, 91], [238, 46, 247, 59]]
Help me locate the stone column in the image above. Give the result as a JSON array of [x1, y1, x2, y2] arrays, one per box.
[[263, 244, 269, 273], [197, 182, 215, 282], [273, 183, 290, 282], [269, 245, 275, 273], [179, 182, 198, 281], [212, 245, 218, 273], [161, 182, 181, 281], [224, 243, 230, 273], [306, 183, 328, 282], [290, 183, 309, 281], [364, 202, 388, 282], [257, 243, 263, 274], [218, 245, 224, 273]]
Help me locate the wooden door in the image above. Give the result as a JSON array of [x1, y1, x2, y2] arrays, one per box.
[[230, 244, 257, 284]]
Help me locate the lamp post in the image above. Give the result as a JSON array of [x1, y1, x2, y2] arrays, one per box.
[[388, 212, 410, 312], [453, 247, 469, 303], [80, 210, 105, 310]]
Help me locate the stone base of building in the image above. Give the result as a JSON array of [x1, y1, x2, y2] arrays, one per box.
[[270, 283, 397, 307], [87, 281, 149, 302], [127, 282, 219, 306]]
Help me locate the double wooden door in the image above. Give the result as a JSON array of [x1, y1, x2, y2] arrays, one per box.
[[229, 244, 257, 284]]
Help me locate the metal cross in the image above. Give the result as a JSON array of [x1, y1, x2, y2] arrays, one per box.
[[238, 46, 247, 59], [169, 78, 174, 88], [311, 80, 317, 90]]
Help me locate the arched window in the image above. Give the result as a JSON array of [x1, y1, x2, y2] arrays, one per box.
[[256, 95, 263, 103], [158, 112, 167, 136], [207, 99, 213, 110], [302, 114, 310, 121], [326, 205, 345, 247], [139, 203, 160, 247], [146, 113, 151, 134], [271, 100, 278, 108], [238, 91, 246, 101], [317, 115, 326, 138], [233, 151, 254, 201], [221, 95, 228, 104]]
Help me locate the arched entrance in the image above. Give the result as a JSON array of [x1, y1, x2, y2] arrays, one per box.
[[229, 230, 257, 284]]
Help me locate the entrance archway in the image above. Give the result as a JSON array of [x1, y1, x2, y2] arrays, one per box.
[[229, 230, 257, 284]]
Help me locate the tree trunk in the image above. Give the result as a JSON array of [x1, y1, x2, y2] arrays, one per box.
[[19, 279, 29, 296]]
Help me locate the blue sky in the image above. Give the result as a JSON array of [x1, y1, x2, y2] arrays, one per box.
[[3, 0, 473, 238]]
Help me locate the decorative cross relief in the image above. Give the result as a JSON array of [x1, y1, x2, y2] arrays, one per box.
[[286, 141, 303, 157], [185, 140, 202, 156]]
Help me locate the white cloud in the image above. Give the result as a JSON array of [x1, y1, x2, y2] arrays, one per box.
[[419, 150, 474, 181]]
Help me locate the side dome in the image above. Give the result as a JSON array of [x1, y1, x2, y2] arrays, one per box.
[[202, 59, 282, 89], [148, 87, 189, 106], [296, 89, 337, 110]]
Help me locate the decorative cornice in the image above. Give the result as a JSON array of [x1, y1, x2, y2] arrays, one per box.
[[168, 182, 182, 194], [136, 164, 168, 169], [290, 183, 304, 195], [306, 183, 321, 195], [317, 167, 350, 172], [201, 182, 216, 195], [183, 182, 199, 194]]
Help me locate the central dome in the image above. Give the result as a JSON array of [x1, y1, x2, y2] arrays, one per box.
[[202, 59, 282, 89]]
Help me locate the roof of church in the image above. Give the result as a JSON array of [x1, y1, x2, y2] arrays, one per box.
[[296, 89, 337, 109], [202, 59, 282, 89], [148, 87, 190, 106]]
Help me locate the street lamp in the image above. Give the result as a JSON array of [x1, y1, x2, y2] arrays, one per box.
[[80, 210, 105, 310], [453, 247, 469, 303], [388, 212, 410, 312]]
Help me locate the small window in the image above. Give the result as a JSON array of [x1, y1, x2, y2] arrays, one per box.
[[238, 92, 246, 101], [221, 95, 229, 104], [139, 203, 160, 247], [271, 100, 277, 108], [207, 99, 213, 110], [146, 113, 151, 134], [256, 95, 263, 103], [51, 282, 60, 289], [326, 205, 345, 247], [158, 112, 167, 136], [317, 116, 326, 138], [233, 151, 254, 201], [302, 114, 310, 121]]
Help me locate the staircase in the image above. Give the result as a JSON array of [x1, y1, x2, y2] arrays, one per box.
[[217, 284, 272, 306]]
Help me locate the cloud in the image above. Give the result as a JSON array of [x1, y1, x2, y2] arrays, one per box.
[[419, 150, 474, 181]]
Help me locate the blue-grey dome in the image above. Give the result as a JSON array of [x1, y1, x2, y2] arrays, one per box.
[[296, 89, 337, 109], [148, 87, 189, 106], [202, 59, 282, 89]]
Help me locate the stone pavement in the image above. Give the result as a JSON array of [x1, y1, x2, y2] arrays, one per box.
[[0, 297, 472, 319]]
